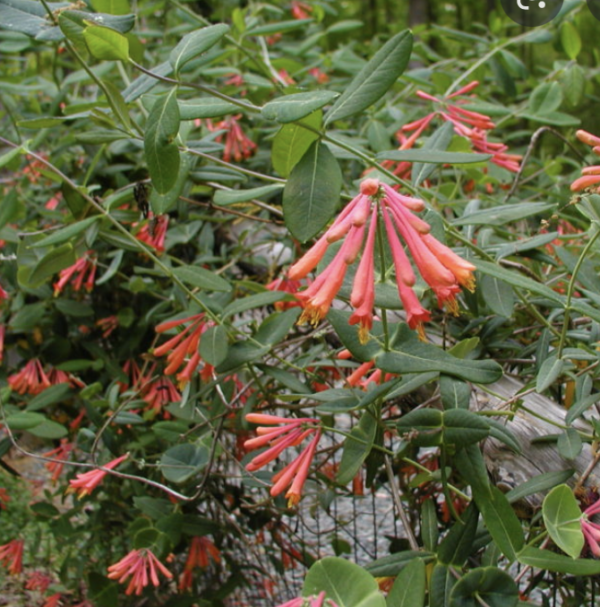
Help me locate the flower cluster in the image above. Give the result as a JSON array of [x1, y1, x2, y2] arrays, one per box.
[[288, 178, 476, 342], [135, 213, 169, 253], [0, 539, 24, 575], [179, 536, 220, 592], [277, 592, 339, 607], [107, 548, 173, 596], [67, 454, 129, 498], [402, 81, 522, 173], [571, 130, 600, 193], [8, 359, 51, 395], [154, 313, 212, 388], [244, 413, 322, 507], [581, 496, 600, 556], [53, 252, 96, 296], [209, 115, 257, 163]]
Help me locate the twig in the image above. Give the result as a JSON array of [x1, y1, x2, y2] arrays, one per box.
[[384, 455, 420, 551]]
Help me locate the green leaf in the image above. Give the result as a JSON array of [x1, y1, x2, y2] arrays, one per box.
[[430, 564, 454, 607], [377, 150, 491, 164], [325, 29, 413, 124], [397, 409, 442, 447], [411, 122, 453, 186], [386, 558, 426, 607], [179, 98, 240, 120], [150, 153, 194, 215], [480, 274, 514, 318], [437, 502, 479, 566], [365, 550, 433, 577], [283, 141, 342, 242], [443, 409, 490, 445], [102, 79, 131, 129], [542, 484, 584, 558], [27, 383, 72, 412], [557, 428, 583, 460], [222, 291, 287, 319], [144, 88, 181, 195], [517, 547, 600, 574], [172, 265, 231, 292], [199, 325, 228, 366], [91, 0, 130, 15], [337, 409, 378, 485], [29, 243, 76, 286], [159, 443, 209, 484], [421, 499, 439, 553], [272, 111, 321, 178], [133, 496, 173, 520], [213, 184, 284, 206], [5, 411, 45, 430], [529, 81, 563, 115], [475, 260, 563, 304], [536, 356, 564, 393], [262, 91, 339, 123], [169, 24, 229, 74], [377, 326, 502, 384], [245, 18, 313, 36], [83, 25, 129, 61], [476, 486, 524, 562], [452, 202, 555, 226], [30, 216, 100, 248], [303, 557, 386, 607], [449, 567, 518, 607], [505, 469, 574, 504], [561, 21, 581, 59], [440, 376, 471, 410], [0, 189, 20, 231], [28, 419, 68, 439]]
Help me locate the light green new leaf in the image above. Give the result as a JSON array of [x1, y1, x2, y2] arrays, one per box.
[[542, 484, 584, 558], [83, 25, 129, 61], [169, 24, 229, 74], [283, 141, 342, 242], [144, 88, 181, 194], [272, 111, 322, 178], [325, 29, 413, 124], [303, 557, 385, 607]]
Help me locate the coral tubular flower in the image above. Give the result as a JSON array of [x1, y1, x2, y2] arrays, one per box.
[[8, 359, 51, 395], [572, 130, 600, 193], [0, 282, 8, 303], [135, 213, 169, 253], [0, 487, 9, 510], [244, 414, 322, 507], [42, 593, 62, 607], [0, 539, 24, 575], [143, 377, 181, 415], [212, 114, 257, 162], [43, 439, 73, 483], [276, 593, 339, 607], [68, 453, 129, 498], [53, 253, 96, 296], [288, 178, 475, 342], [154, 313, 208, 387], [580, 496, 600, 556], [0, 325, 5, 365], [179, 536, 220, 592], [107, 548, 173, 596], [401, 81, 521, 173], [25, 570, 53, 592]]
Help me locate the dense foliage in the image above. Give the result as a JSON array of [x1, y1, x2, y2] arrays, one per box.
[[3, 0, 600, 606]]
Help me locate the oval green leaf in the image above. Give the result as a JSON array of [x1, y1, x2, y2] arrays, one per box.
[[262, 91, 339, 123], [169, 24, 229, 74], [303, 557, 386, 607], [449, 567, 518, 607], [325, 29, 413, 124], [542, 484, 584, 558], [172, 265, 232, 292], [159, 443, 209, 484], [83, 24, 129, 61], [144, 88, 181, 195], [283, 141, 342, 242]]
